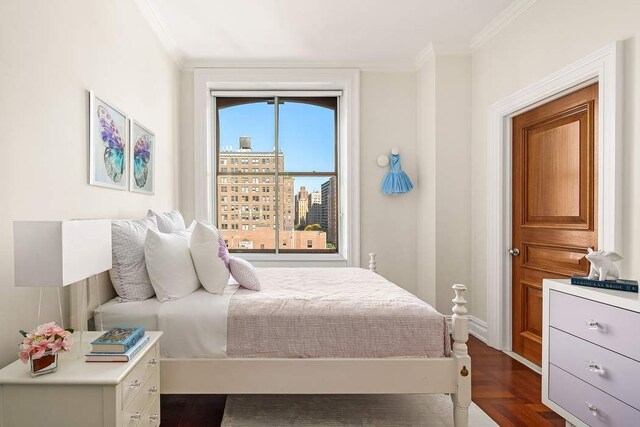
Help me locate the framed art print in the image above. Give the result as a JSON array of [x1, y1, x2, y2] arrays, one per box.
[[88, 91, 128, 190], [129, 120, 155, 194]]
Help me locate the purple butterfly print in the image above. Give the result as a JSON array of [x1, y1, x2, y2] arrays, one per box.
[[97, 106, 125, 183], [133, 134, 151, 188]]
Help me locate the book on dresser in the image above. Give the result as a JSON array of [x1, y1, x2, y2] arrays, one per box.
[[86, 334, 150, 362], [570, 276, 639, 293], [90, 326, 145, 353]]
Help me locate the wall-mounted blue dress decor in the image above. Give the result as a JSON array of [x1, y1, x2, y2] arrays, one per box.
[[381, 153, 413, 194]]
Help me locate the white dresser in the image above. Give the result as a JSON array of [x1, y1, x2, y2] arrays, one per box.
[[0, 331, 162, 427], [542, 279, 640, 426]]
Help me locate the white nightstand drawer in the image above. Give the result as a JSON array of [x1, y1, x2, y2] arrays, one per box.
[[549, 289, 640, 361], [123, 368, 159, 427], [550, 327, 640, 409], [122, 342, 159, 409], [549, 364, 640, 426], [142, 395, 161, 427]]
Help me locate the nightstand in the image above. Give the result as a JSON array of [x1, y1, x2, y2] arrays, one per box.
[[0, 331, 162, 427]]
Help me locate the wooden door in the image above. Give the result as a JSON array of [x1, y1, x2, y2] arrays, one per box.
[[512, 83, 598, 366]]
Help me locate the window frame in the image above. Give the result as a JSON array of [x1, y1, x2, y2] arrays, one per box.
[[193, 68, 360, 267], [214, 95, 339, 254]]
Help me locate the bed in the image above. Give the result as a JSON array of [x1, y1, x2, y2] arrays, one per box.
[[71, 254, 471, 426]]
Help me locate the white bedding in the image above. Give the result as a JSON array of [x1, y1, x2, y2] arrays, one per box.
[[95, 268, 449, 359], [95, 285, 238, 357]]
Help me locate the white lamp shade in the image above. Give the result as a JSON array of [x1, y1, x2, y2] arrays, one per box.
[[13, 220, 112, 287]]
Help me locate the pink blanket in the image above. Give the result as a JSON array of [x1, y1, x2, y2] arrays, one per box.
[[227, 268, 451, 358]]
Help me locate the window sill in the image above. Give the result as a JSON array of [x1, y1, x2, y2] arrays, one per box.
[[233, 252, 348, 267]]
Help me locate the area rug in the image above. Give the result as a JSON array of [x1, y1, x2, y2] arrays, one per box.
[[221, 394, 497, 426]]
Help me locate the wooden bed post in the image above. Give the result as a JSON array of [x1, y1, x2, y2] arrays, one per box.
[[451, 284, 470, 427], [368, 253, 377, 273]]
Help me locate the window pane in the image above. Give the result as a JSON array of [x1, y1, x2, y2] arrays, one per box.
[[280, 176, 337, 252], [278, 98, 336, 172], [217, 99, 276, 252]]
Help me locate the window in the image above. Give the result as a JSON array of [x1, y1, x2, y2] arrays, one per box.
[[215, 97, 338, 254]]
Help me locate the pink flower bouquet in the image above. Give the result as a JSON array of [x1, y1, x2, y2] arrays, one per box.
[[19, 322, 74, 364]]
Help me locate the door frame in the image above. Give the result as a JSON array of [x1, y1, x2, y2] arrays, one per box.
[[486, 42, 623, 351]]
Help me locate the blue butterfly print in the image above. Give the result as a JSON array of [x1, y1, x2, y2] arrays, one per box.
[[133, 134, 151, 188], [97, 106, 125, 183]]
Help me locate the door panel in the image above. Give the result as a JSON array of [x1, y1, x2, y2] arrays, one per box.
[[512, 83, 598, 366]]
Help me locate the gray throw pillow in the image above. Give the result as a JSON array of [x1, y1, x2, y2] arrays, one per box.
[[147, 209, 185, 233], [109, 216, 158, 301]]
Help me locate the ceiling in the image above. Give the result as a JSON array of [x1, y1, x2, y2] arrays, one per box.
[[141, 0, 516, 67]]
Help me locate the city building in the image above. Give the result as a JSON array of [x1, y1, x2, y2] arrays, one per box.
[[295, 186, 309, 227], [321, 177, 337, 246], [217, 136, 295, 249], [306, 190, 323, 226]]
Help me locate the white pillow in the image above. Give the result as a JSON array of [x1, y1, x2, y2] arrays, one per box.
[[189, 222, 230, 294], [144, 228, 200, 302], [109, 216, 158, 301], [229, 256, 260, 291], [147, 209, 186, 233]]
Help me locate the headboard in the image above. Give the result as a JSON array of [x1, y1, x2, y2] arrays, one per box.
[[69, 271, 116, 331]]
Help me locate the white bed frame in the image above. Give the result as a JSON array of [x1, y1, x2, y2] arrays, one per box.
[[71, 253, 471, 426]]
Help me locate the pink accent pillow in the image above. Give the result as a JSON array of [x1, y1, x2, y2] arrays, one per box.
[[229, 257, 260, 291]]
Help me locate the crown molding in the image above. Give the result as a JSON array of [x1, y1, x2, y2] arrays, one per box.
[[415, 42, 471, 69], [470, 0, 538, 51], [134, 0, 184, 69], [182, 58, 417, 73]]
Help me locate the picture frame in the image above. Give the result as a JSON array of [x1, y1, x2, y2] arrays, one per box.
[[88, 90, 129, 190], [129, 119, 155, 195]]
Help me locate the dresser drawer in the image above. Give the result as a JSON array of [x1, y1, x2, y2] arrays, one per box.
[[122, 342, 159, 410], [549, 364, 640, 426], [122, 368, 159, 426], [550, 327, 640, 409], [549, 290, 640, 361]]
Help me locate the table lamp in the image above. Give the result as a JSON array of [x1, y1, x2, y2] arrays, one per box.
[[13, 220, 112, 355]]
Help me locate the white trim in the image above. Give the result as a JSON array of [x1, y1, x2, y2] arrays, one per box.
[[446, 315, 487, 344], [133, 0, 184, 68], [415, 43, 435, 69], [503, 351, 541, 374], [470, 0, 538, 51], [184, 59, 416, 72], [415, 42, 471, 69], [486, 42, 623, 350], [193, 68, 360, 267]]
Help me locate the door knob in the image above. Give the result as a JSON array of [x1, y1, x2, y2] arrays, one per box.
[[509, 248, 520, 256]]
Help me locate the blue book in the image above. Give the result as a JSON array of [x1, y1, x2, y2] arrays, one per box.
[[571, 276, 639, 293], [90, 327, 145, 353], [86, 335, 150, 362]]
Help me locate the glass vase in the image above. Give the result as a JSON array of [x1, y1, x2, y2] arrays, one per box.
[[30, 350, 58, 377]]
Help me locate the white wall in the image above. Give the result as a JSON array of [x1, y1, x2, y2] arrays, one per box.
[[179, 71, 419, 292], [470, 0, 640, 321], [417, 56, 472, 314], [360, 72, 418, 293], [0, 1, 180, 368]]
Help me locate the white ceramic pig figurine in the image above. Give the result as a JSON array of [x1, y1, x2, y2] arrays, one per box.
[[585, 248, 622, 281]]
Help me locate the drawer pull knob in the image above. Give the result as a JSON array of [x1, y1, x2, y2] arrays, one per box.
[[586, 402, 598, 416], [130, 379, 141, 389], [130, 412, 142, 420], [586, 319, 600, 330], [587, 361, 605, 375], [149, 413, 159, 422], [148, 358, 157, 366], [148, 386, 158, 395]]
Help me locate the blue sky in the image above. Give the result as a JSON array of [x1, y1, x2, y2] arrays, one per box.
[[219, 101, 335, 193]]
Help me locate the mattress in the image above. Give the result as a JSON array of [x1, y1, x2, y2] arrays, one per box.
[[95, 268, 450, 358]]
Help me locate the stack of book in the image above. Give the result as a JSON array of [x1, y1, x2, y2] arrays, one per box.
[[86, 327, 148, 362]]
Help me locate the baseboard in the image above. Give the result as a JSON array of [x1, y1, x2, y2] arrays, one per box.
[[445, 315, 487, 343]]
